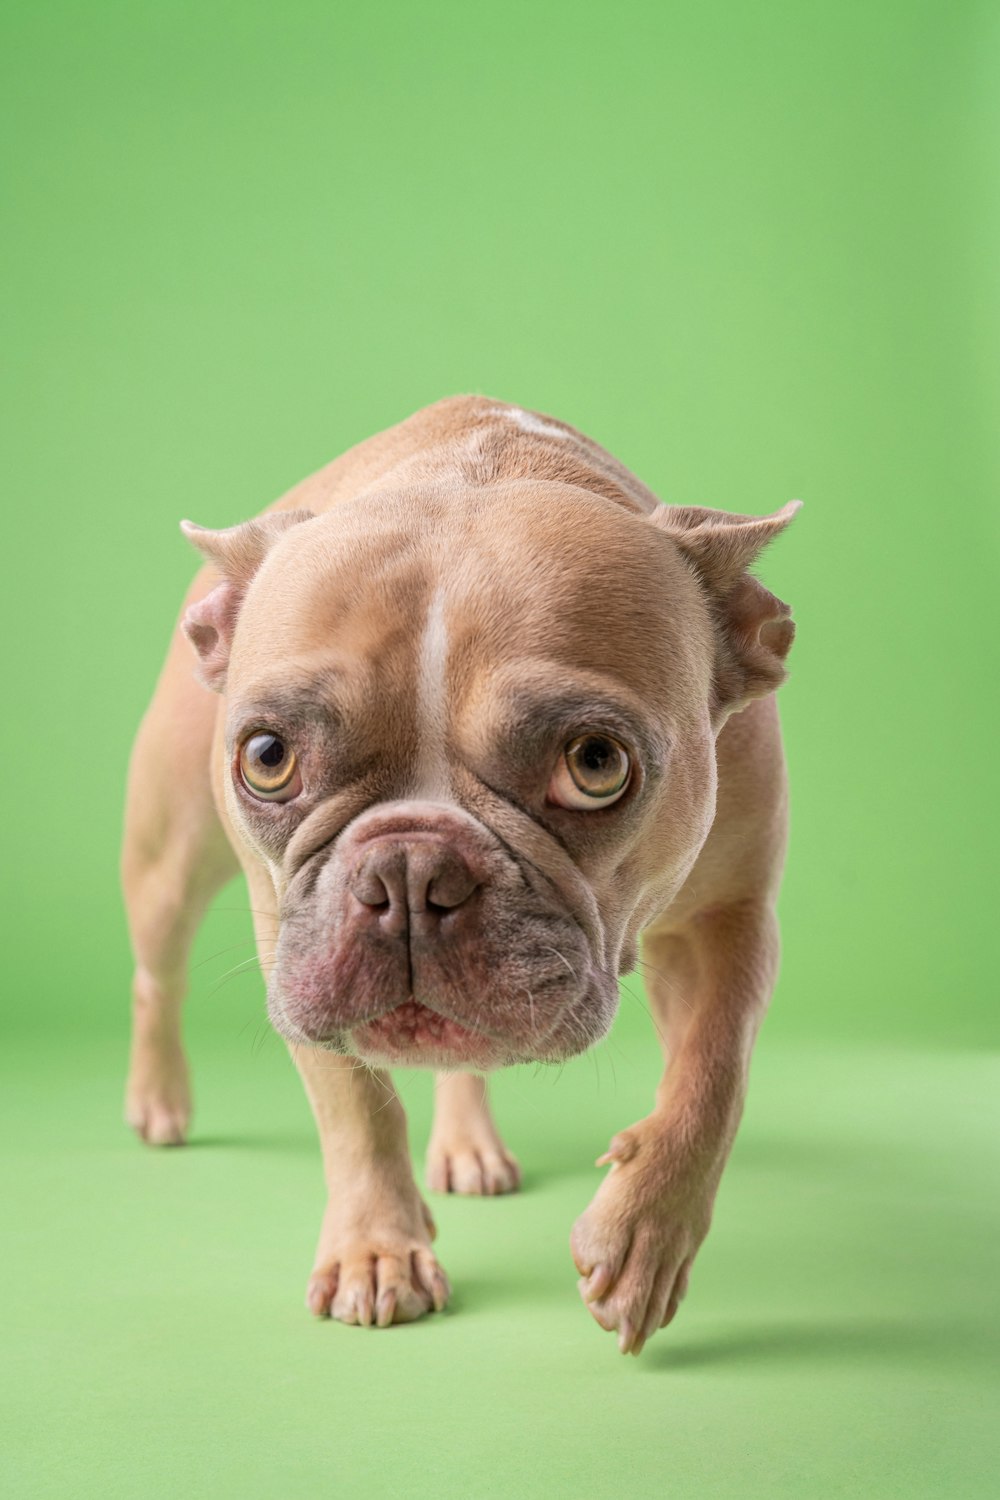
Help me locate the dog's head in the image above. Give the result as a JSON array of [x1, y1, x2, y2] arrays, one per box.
[[182, 481, 797, 1069]]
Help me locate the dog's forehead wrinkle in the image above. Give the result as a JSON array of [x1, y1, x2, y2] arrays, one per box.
[[502, 685, 648, 737], [228, 676, 345, 733], [273, 475, 647, 565], [469, 662, 670, 757]]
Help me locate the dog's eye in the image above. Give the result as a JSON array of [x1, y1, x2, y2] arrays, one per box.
[[547, 734, 631, 810], [238, 733, 301, 801]]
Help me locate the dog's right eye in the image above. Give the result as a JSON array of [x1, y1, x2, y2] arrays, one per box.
[[238, 733, 301, 801]]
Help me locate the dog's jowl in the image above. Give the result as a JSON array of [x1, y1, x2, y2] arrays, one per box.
[[122, 397, 799, 1354]]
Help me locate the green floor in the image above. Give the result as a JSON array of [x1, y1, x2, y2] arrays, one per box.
[[3, 1002, 995, 1499]]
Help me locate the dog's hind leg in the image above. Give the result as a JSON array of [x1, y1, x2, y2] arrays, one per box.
[[425, 1072, 521, 1195], [122, 591, 238, 1145]]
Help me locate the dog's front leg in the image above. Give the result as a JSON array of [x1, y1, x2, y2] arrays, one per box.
[[570, 900, 778, 1355], [292, 1046, 451, 1327]]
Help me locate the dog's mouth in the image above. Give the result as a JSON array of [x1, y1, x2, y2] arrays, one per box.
[[347, 998, 517, 1070]]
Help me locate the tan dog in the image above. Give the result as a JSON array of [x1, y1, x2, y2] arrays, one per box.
[[122, 396, 799, 1355]]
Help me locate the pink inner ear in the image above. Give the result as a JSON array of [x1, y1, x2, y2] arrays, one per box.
[[712, 574, 796, 715], [184, 617, 219, 654], [181, 580, 240, 691], [759, 615, 795, 661]]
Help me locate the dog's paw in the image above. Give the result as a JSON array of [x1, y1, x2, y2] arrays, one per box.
[[125, 1037, 191, 1146], [307, 1240, 450, 1328], [570, 1114, 714, 1356], [425, 1126, 521, 1196], [426, 1074, 521, 1196], [307, 1187, 448, 1328]]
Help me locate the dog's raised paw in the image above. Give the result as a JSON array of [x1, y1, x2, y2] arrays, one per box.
[[570, 1115, 714, 1355]]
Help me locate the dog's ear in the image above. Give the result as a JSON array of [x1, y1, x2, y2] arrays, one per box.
[[649, 500, 801, 720], [179, 510, 313, 691]]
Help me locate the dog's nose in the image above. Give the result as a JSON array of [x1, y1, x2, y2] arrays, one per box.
[[349, 837, 480, 938]]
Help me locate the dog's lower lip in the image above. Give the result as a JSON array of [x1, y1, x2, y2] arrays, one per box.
[[368, 997, 479, 1035], [348, 997, 504, 1063]]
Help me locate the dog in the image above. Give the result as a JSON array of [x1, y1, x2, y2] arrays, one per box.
[[122, 396, 799, 1355]]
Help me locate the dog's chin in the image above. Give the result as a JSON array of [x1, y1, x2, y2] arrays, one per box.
[[270, 983, 618, 1069], [345, 1001, 520, 1071], [274, 997, 545, 1070]]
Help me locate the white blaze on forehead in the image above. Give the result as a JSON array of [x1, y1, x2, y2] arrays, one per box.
[[496, 405, 567, 439], [412, 584, 451, 797]]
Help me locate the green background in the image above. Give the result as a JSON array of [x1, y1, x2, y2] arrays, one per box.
[[2, 2, 997, 1496]]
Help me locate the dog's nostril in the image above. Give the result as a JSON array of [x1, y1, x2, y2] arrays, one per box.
[[425, 864, 478, 911], [352, 869, 392, 910]]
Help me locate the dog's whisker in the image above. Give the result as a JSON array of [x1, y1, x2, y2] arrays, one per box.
[[632, 956, 687, 1002], [543, 945, 578, 980], [210, 956, 267, 991], [631, 958, 693, 1015], [206, 906, 285, 920], [619, 976, 673, 1052], [191, 941, 261, 972]]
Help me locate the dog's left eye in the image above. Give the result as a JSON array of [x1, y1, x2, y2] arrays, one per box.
[[547, 734, 631, 810], [238, 733, 301, 801]]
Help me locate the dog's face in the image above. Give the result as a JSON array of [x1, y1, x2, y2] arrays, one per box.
[[183, 481, 796, 1069]]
